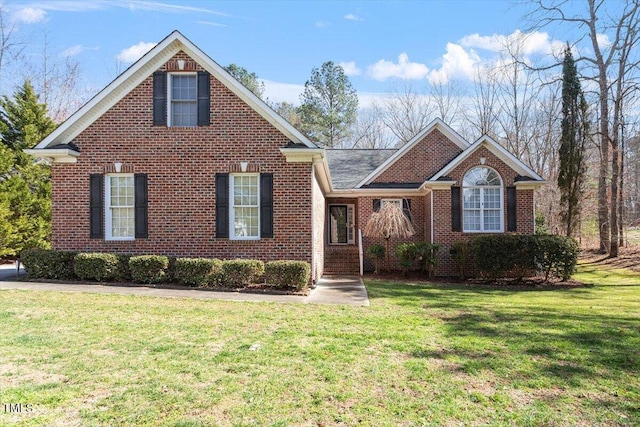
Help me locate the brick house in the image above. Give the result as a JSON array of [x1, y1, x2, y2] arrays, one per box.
[[27, 31, 544, 280]]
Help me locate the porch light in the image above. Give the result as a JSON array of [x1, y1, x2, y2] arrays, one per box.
[[114, 162, 122, 173], [177, 59, 186, 70], [240, 162, 248, 172], [479, 157, 486, 165]]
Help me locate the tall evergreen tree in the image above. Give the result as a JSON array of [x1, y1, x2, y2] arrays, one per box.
[[0, 80, 56, 259], [557, 45, 589, 238], [299, 61, 358, 148]]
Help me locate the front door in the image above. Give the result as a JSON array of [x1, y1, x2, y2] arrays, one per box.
[[329, 205, 354, 244]]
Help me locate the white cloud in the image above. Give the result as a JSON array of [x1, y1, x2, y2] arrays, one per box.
[[60, 45, 84, 57], [262, 79, 304, 105], [196, 20, 228, 27], [344, 13, 363, 21], [596, 33, 612, 49], [315, 21, 331, 28], [428, 43, 481, 85], [339, 61, 361, 76], [460, 30, 561, 56], [12, 7, 47, 24], [116, 42, 157, 63], [366, 53, 429, 81]]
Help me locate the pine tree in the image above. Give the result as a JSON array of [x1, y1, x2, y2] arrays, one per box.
[[0, 80, 56, 259], [299, 61, 358, 148], [557, 45, 589, 238]]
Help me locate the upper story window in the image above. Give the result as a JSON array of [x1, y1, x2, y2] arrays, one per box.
[[462, 167, 503, 232], [169, 74, 197, 127], [153, 70, 210, 127]]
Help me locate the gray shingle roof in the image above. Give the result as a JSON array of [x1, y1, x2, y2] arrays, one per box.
[[325, 149, 397, 189]]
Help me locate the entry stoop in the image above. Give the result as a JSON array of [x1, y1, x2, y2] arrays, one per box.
[[324, 246, 360, 275]]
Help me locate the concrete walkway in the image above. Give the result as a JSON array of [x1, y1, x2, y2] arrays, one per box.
[[0, 265, 369, 306]]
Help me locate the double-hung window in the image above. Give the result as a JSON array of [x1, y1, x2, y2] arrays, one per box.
[[462, 167, 503, 232], [105, 174, 135, 240], [230, 174, 260, 239], [169, 74, 197, 126]]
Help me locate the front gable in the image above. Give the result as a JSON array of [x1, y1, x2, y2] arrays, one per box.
[[356, 119, 468, 188]]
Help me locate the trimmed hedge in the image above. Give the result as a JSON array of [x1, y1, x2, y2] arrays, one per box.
[[129, 255, 169, 284], [174, 258, 222, 287], [470, 234, 579, 280], [221, 259, 264, 287], [114, 254, 132, 282], [74, 253, 119, 281], [21, 249, 77, 280], [265, 260, 311, 290]]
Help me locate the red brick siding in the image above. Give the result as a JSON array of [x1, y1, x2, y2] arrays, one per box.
[[372, 129, 463, 184], [354, 146, 537, 276], [51, 52, 314, 265]]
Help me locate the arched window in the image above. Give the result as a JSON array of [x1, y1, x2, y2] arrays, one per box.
[[462, 167, 503, 232]]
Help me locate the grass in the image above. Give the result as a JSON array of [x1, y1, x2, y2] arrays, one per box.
[[0, 262, 639, 426]]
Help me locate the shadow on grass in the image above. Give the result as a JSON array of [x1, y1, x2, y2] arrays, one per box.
[[366, 280, 640, 389]]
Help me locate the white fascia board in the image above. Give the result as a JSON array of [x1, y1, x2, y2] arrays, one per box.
[[354, 118, 469, 188], [35, 31, 317, 150], [279, 148, 324, 162], [35, 32, 183, 149], [421, 180, 457, 190], [327, 188, 429, 198], [430, 136, 544, 182], [24, 148, 79, 163], [514, 180, 547, 189]]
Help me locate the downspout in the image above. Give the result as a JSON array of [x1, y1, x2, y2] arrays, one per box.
[[311, 162, 317, 283], [430, 190, 434, 244]]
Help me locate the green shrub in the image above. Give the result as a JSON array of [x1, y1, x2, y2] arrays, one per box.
[[366, 244, 385, 274], [265, 260, 311, 290], [414, 242, 441, 278], [536, 235, 580, 280], [470, 234, 579, 281], [174, 258, 222, 287], [470, 234, 537, 279], [74, 253, 119, 281], [450, 241, 469, 279], [21, 249, 77, 280], [221, 259, 265, 287], [395, 243, 417, 276], [113, 254, 132, 282], [129, 255, 169, 284]]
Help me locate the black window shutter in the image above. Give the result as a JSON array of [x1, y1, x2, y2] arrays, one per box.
[[260, 173, 274, 238], [197, 71, 210, 126], [373, 199, 381, 212], [89, 174, 104, 239], [402, 198, 412, 221], [216, 173, 229, 238], [451, 186, 461, 232], [153, 71, 167, 126], [507, 186, 517, 232], [134, 174, 148, 238]]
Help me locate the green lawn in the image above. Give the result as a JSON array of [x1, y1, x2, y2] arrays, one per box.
[[1, 263, 639, 426]]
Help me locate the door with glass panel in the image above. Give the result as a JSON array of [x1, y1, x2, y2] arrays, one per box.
[[329, 205, 355, 244]]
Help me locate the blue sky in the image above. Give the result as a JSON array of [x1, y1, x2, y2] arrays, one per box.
[[4, 0, 601, 107]]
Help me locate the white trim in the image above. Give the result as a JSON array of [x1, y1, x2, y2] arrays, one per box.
[[23, 148, 79, 163], [167, 72, 197, 127], [430, 135, 544, 182], [461, 166, 504, 233], [104, 173, 136, 241], [430, 191, 434, 244], [229, 173, 261, 240], [35, 31, 317, 151], [355, 118, 469, 188], [328, 204, 355, 245]]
